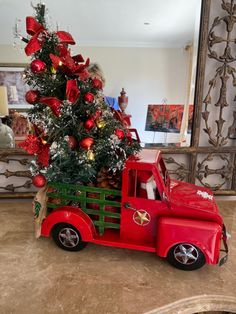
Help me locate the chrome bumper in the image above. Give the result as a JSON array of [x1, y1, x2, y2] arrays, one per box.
[[219, 224, 229, 266]]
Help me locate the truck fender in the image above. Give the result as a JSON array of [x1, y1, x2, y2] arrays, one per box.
[[41, 206, 96, 242], [156, 217, 222, 264]]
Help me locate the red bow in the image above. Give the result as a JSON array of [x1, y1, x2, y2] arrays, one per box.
[[25, 17, 46, 56], [25, 18, 76, 56], [19, 133, 50, 167], [39, 97, 62, 117], [66, 80, 80, 104], [19, 134, 42, 154], [50, 45, 90, 79]]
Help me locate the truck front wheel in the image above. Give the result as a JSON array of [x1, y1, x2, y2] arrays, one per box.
[[52, 223, 87, 252], [167, 243, 206, 271]]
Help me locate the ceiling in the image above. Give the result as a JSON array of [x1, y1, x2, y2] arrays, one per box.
[[0, 0, 201, 48]]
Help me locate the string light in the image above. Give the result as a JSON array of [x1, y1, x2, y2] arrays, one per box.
[[87, 150, 95, 160]]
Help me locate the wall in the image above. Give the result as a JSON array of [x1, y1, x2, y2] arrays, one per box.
[[0, 44, 188, 145]]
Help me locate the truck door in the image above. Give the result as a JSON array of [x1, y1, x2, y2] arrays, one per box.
[[120, 168, 169, 247]]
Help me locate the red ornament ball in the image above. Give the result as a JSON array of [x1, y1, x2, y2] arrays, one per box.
[[25, 90, 40, 104], [32, 174, 46, 187], [83, 92, 94, 103], [114, 129, 125, 140], [92, 78, 103, 89], [66, 136, 78, 149], [84, 119, 95, 130], [79, 137, 94, 150], [31, 59, 46, 73]]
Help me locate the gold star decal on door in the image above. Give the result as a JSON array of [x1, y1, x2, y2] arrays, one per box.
[[133, 210, 151, 226]]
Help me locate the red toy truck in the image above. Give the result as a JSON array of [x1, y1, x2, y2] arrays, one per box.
[[35, 149, 228, 270]]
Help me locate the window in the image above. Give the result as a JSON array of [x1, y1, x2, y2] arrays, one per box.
[[127, 169, 160, 200]]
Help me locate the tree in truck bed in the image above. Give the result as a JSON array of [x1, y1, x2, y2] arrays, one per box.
[[18, 3, 140, 189]]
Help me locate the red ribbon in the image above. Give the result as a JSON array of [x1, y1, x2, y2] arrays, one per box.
[[72, 54, 84, 63], [74, 58, 90, 80], [113, 109, 129, 127], [26, 16, 44, 35], [39, 97, 62, 117], [37, 144, 50, 167], [56, 31, 75, 45], [66, 80, 80, 104], [25, 17, 45, 56], [49, 53, 62, 70]]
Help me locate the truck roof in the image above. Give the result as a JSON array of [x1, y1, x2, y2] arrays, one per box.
[[126, 149, 161, 166]]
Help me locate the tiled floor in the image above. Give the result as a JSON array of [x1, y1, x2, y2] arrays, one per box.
[[0, 201, 236, 314]]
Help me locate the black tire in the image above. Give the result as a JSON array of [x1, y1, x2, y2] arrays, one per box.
[[52, 223, 87, 252], [167, 243, 206, 271]]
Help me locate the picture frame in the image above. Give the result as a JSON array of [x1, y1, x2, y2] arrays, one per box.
[[0, 63, 29, 110], [145, 104, 193, 134]]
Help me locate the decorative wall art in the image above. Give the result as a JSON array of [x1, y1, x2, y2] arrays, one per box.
[[0, 64, 29, 110], [145, 104, 193, 133]]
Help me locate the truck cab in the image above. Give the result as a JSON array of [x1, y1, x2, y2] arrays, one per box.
[[37, 149, 228, 271]]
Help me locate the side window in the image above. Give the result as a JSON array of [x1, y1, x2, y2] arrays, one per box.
[[127, 169, 160, 200]]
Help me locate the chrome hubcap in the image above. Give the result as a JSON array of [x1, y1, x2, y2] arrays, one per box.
[[174, 244, 198, 265], [58, 227, 79, 248]]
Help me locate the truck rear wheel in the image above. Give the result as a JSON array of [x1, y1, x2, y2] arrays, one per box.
[[52, 223, 87, 252], [167, 243, 206, 271]]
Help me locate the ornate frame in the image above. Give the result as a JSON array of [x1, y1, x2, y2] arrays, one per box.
[[1, 0, 235, 198], [160, 0, 236, 196]]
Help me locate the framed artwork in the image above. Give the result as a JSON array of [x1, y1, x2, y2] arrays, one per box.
[[145, 104, 194, 133], [0, 64, 29, 110]]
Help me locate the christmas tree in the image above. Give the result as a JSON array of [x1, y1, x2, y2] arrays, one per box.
[[19, 3, 141, 188]]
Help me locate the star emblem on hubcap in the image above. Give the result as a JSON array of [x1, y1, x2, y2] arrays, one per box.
[[133, 210, 151, 226]]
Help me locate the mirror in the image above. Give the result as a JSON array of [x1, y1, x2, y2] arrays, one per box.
[[0, 0, 202, 149]]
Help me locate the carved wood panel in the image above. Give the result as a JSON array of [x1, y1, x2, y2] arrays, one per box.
[[158, 0, 236, 195], [0, 151, 36, 197]]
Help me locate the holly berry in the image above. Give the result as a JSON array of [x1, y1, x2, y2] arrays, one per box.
[[31, 59, 46, 73], [79, 137, 94, 150], [25, 90, 40, 104], [32, 174, 46, 187], [83, 92, 94, 103]]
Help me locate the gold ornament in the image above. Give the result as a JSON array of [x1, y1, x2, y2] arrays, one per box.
[[51, 66, 57, 74], [87, 150, 95, 160], [96, 118, 106, 129], [133, 210, 151, 226], [41, 139, 47, 145]]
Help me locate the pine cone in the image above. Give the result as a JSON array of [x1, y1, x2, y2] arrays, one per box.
[[96, 167, 122, 190]]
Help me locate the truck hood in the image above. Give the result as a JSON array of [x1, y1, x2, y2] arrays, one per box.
[[169, 180, 219, 214]]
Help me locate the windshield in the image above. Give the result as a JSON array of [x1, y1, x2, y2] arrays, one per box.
[[158, 157, 170, 190]]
